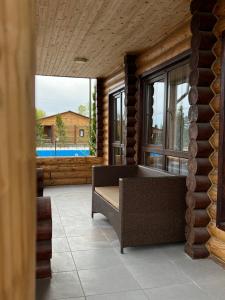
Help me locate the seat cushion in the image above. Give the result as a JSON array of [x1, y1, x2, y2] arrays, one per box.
[[95, 186, 119, 209]]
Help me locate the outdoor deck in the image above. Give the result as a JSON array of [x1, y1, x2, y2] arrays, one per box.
[[36, 185, 225, 300]]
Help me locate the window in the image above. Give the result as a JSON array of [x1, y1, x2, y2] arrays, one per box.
[[142, 60, 190, 175], [79, 129, 84, 137], [109, 89, 125, 165]]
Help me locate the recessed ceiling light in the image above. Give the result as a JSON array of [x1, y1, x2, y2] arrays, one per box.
[[74, 57, 88, 63]]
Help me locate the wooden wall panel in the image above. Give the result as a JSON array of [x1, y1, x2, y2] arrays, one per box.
[[207, 0, 225, 263], [37, 157, 103, 186], [0, 0, 36, 299], [136, 20, 191, 75]]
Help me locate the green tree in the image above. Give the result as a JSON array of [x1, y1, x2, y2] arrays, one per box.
[[56, 114, 66, 144], [36, 108, 46, 119], [35, 109, 45, 146], [89, 86, 97, 155], [78, 104, 89, 116]]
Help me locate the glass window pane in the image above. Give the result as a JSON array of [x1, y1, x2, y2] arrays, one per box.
[[167, 156, 180, 174], [113, 95, 121, 142], [113, 147, 122, 165], [180, 158, 188, 175], [146, 79, 165, 145], [167, 64, 190, 151], [145, 152, 163, 169], [121, 91, 125, 144]]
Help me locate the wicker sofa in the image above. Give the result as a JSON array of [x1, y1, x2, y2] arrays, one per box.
[[92, 165, 186, 253]]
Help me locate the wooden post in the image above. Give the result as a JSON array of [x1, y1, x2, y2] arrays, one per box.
[[185, 0, 216, 259], [124, 54, 137, 165], [96, 78, 104, 157], [0, 0, 36, 299]]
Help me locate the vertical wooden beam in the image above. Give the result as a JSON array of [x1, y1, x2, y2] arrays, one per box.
[[96, 78, 104, 157], [185, 0, 217, 259], [124, 55, 137, 165], [0, 0, 36, 299]]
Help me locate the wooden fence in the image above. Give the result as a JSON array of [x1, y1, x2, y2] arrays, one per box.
[[37, 157, 103, 186]]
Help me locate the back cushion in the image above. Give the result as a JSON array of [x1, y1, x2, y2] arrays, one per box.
[[137, 165, 174, 177]]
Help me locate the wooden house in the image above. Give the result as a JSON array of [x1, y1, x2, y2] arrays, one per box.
[[2, 0, 225, 298], [39, 111, 89, 144]]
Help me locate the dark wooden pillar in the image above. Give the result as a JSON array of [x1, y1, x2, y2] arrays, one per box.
[[96, 78, 104, 157], [185, 0, 217, 258], [124, 55, 137, 165]]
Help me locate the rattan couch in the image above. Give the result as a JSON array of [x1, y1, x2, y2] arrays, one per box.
[[92, 165, 186, 253]]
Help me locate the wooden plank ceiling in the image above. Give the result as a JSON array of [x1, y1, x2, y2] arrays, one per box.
[[35, 0, 190, 78]]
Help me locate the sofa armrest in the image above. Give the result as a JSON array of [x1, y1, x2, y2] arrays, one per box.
[[119, 176, 186, 213], [92, 165, 137, 188]]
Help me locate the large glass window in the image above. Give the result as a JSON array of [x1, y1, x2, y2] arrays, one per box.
[[142, 61, 190, 175]]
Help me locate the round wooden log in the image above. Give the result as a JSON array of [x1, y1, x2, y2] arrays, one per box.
[[125, 147, 136, 156], [126, 137, 136, 147], [189, 122, 214, 140], [184, 243, 209, 258], [188, 104, 214, 123], [210, 95, 220, 113], [208, 221, 225, 243], [126, 106, 136, 117], [186, 175, 211, 192], [37, 197, 52, 220], [191, 12, 217, 32], [207, 237, 225, 262], [37, 220, 52, 241], [210, 151, 218, 168], [208, 184, 217, 203], [186, 191, 211, 209], [126, 157, 136, 165], [126, 86, 137, 96], [189, 86, 214, 105], [191, 31, 217, 51], [190, 50, 216, 70], [188, 157, 212, 175], [127, 127, 136, 136], [211, 77, 221, 95], [208, 168, 217, 185], [36, 240, 52, 260], [36, 260, 51, 279], [212, 58, 221, 77], [186, 226, 210, 244], [208, 204, 217, 221], [189, 140, 213, 158], [190, 0, 216, 14], [189, 68, 215, 87], [126, 96, 137, 106], [210, 132, 219, 149], [126, 117, 136, 126], [185, 208, 210, 227], [211, 114, 219, 130]]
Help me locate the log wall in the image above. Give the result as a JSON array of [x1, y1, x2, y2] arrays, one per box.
[[36, 157, 103, 186], [0, 0, 36, 298], [185, 0, 217, 259], [207, 0, 225, 263]]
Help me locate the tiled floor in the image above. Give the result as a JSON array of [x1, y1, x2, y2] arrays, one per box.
[[36, 185, 225, 300]]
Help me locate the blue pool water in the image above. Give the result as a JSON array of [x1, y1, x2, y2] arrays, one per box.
[[36, 149, 90, 157]]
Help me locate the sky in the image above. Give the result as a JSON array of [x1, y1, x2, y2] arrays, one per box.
[[35, 76, 95, 116]]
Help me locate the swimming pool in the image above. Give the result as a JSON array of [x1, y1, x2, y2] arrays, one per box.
[[36, 149, 90, 157]]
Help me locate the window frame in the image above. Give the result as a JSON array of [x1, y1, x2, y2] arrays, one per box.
[[79, 129, 84, 137], [140, 56, 190, 173], [108, 87, 125, 165], [217, 30, 225, 231]]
